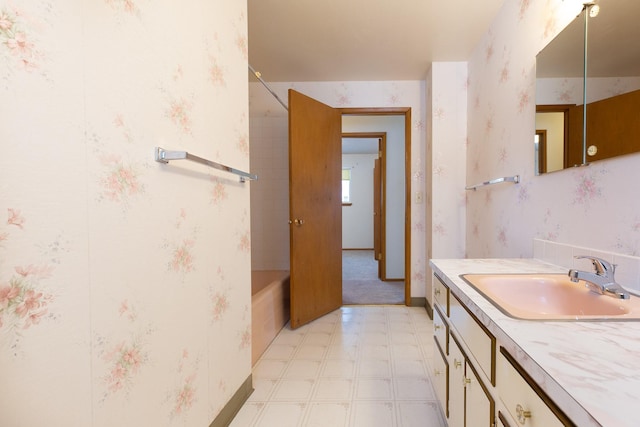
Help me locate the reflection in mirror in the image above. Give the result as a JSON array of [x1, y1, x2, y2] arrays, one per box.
[[534, 106, 570, 175], [585, 0, 640, 163], [535, 1, 640, 174], [535, 9, 585, 174]]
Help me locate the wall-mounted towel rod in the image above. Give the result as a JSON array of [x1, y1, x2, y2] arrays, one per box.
[[465, 175, 519, 191], [154, 147, 258, 182], [248, 64, 288, 111]]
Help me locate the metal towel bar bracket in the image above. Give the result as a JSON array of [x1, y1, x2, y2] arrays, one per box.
[[154, 147, 258, 182], [465, 175, 519, 191], [248, 64, 288, 111]]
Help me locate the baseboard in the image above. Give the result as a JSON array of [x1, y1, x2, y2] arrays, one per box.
[[410, 297, 425, 308], [409, 297, 432, 318], [209, 374, 253, 427]]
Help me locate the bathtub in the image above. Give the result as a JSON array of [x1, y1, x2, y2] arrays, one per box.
[[251, 270, 290, 366]]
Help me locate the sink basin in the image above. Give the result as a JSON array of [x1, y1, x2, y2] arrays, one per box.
[[460, 274, 640, 320]]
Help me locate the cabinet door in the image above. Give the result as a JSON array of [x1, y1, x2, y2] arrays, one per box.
[[465, 361, 495, 427], [433, 338, 449, 419], [448, 335, 465, 427]]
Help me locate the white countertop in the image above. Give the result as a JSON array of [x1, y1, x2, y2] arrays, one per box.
[[430, 258, 640, 427]]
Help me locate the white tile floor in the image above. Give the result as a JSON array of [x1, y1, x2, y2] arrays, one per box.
[[231, 305, 447, 427]]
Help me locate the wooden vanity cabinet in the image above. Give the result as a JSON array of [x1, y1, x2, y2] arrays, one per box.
[[432, 275, 495, 427], [432, 273, 575, 427]]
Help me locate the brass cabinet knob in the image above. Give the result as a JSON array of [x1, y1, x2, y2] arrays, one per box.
[[516, 404, 531, 424]]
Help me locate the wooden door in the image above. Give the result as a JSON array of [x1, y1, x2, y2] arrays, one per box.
[[288, 89, 342, 329], [373, 157, 382, 278]]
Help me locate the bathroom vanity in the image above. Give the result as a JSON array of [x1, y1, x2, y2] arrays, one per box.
[[430, 258, 640, 427]]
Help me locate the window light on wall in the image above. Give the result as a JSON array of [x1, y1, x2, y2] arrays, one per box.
[[342, 169, 351, 203]]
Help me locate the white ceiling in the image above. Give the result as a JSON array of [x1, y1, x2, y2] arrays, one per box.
[[248, 0, 506, 82]]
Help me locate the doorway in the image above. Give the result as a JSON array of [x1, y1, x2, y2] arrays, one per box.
[[341, 133, 384, 279], [340, 109, 411, 306], [282, 91, 413, 327], [341, 132, 403, 305]]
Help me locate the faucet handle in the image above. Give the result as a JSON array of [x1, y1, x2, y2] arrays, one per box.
[[574, 255, 616, 277]]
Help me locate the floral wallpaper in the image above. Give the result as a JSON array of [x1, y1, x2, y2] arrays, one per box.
[[465, 0, 640, 261], [0, 0, 251, 426]]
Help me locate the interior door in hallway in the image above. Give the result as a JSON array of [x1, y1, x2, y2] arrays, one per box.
[[373, 156, 383, 279], [288, 89, 342, 329]]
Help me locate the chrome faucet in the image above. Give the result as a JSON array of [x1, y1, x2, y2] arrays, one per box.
[[568, 255, 630, 299]]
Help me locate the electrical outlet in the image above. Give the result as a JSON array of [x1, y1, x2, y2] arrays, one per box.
[[415, 191, 423, 204]]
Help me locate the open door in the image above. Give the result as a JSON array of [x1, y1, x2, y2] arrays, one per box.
[[288, 90, 342, 329]]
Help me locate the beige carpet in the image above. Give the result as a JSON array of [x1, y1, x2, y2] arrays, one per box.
[[342, 250, 404, 305]]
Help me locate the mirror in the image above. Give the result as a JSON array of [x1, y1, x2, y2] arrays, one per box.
[[535, 0, 640, 174]]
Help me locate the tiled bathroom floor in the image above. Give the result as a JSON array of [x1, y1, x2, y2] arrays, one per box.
[[231, 305, 446, 427]]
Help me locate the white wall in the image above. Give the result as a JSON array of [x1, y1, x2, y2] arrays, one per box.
[[535, 112, 565, 172], [342, 153, 377, 249], [0, 1, 251, 425]]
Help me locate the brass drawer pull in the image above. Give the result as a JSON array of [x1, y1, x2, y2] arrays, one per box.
[[516, 404, 531, 424], [454, 359, 462, 369], [435, 288, 441, 295]]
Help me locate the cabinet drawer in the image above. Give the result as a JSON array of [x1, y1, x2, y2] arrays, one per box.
[[497, 348, 571, 427], [433, 274, 449, 316], [433, 338, 449, 419], [449, 291, 495, 385], [433, 305, 448, 354]]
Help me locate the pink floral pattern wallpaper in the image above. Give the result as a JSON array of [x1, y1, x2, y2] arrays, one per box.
[[0, 0, 251, 426], [464, 0, 640, 259]]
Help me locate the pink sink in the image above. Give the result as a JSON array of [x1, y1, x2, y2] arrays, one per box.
[[460, 274, 640, 320]]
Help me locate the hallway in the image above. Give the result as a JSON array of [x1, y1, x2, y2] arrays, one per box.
[[231, 305, 445, 427], [342, 250, 405, 305]]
